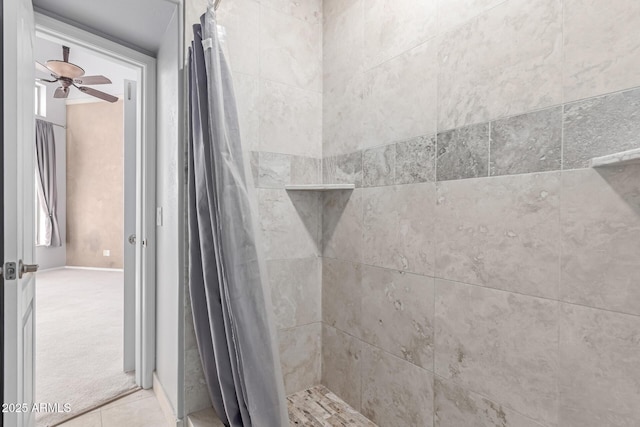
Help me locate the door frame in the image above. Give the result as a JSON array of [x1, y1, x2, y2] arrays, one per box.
[[34, 13, 157, 389], [0, 0, 5, 421]]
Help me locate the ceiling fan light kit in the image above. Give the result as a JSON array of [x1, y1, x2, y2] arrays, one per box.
[[35, 45, 118, 103], [45, 60, 85, 78]]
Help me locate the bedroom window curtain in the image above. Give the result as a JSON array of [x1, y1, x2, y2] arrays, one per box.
[[187, 5, 288, 427], [35, 119, 62, 247]]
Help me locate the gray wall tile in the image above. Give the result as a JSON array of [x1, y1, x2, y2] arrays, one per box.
[[559, 304, 640, 427], [490, 107, 562, 176], [321, 324, 362, 410], [260, 6, 322, 93], [435, 377, 546, 427], [322, 189, 363, 263], [563, 0, 640, 102], [322, 258, 361, 337], [561, 166, 640, 315], [363, 0, 436, 69], [268, 258, 321, 329], [290, 155, 321, 185], [360, 266, 434, 370], [361, 344, 434, 427], [362, 39, 438, 149], [250, 151, 260, 186], [323, 0, 365, 157], [363, 183, 436, 276], [363, 144, 395, 187], [435, 172, 561, 299], [258, 189, 321, 260], [259, 79, 322, 157], [434, 280, 559, 426], [563, 88, 640, 169], [395, 135, 436, 184], [323, 151, 363, 187], [257, 152, 291, 188], [437, 123, 490, 181], [278, 323, 322, 394], [437, 0, 562, 131]]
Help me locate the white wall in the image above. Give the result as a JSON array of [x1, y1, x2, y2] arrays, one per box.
[[35, 37, 67, 270], [154, 6, 183, 420]]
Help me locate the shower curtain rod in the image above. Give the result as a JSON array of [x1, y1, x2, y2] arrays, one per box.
[[36, 116, 66, 129]]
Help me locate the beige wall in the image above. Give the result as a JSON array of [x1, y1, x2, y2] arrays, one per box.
[[66, 100, 124, 269]]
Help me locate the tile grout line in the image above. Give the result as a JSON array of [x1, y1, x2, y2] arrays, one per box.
[[324, 322, 547, 427], [430, 372, 548, 427], [487, 120, 492, 177], [320, 254, 640, 320]]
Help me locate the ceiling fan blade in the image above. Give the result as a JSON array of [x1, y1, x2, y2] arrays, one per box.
[[54, 87, 69, 99], [78, 86, 118, 103], [73, 75, 112, 85], [35, 61, 59, 78]]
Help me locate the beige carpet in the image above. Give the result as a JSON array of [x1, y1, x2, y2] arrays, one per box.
[[35, 268, 137, 426]]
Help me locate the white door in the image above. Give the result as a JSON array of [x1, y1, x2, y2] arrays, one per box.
[[123, 79, 137, 372], [3, 0, 37, 426]]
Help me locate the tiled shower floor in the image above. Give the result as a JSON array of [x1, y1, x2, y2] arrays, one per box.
[[288, 386, 377, 426], [188, 385, 377, 426]]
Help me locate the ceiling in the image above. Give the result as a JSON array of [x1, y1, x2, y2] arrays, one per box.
[[32, 0, 178, 55], [35, 36, 137, 101]]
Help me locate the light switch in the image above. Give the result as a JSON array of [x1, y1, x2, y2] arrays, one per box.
[[103, 250, 110, 256], [156, 207, 163, 226]]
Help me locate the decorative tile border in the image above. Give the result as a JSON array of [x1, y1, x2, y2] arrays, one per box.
[[322, 86, 640, 187], [251, 151, 322, 189]]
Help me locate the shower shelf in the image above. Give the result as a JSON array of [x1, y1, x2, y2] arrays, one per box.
[[284, 184, 355, 191], [590, 148, 640, 168]]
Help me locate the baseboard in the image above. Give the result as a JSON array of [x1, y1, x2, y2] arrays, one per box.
[[37, 266, 66, 273], [153, 372, 184, 427], [64, 265, 125, 272], [187, 406, 224, 427]]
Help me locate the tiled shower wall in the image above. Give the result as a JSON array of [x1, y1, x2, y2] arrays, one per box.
[[322, 0, 640, 426], [183, 0, 325, 414]]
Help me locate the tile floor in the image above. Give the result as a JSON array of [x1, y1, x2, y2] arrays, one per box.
[[189, 385, 377, 426], [287, 386, 377, 426], [57, 389, 168, 427], [59, 385, 376, 427]]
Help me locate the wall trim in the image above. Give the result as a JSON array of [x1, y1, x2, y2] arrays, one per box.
[[153, 372, 184, 427], [64, 266, 125, 272]]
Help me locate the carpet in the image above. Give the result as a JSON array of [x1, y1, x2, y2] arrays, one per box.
[[35, 268, 137, 426]]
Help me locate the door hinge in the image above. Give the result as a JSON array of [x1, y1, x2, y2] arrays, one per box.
[[1, 262, 17, 280]]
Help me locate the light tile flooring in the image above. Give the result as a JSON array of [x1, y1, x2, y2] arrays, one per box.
[[61, 385, 376, 427], [57, 389, 168, 427]]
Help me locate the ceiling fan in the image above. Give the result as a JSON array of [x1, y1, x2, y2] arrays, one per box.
[[35, 46, 118, 103]]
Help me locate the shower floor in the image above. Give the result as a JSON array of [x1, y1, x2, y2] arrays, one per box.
[[288, 386, 377, 426], [187, 385, 377, 426]]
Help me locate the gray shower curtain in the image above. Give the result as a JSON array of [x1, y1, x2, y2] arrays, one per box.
[[187, 6, 288, 427], [35, 119, 61, 247]]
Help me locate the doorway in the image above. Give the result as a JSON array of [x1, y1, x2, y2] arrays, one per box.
[[33, 33, 140, 425], [3, 0, 182, 424], [30, 11, 156, 426]]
